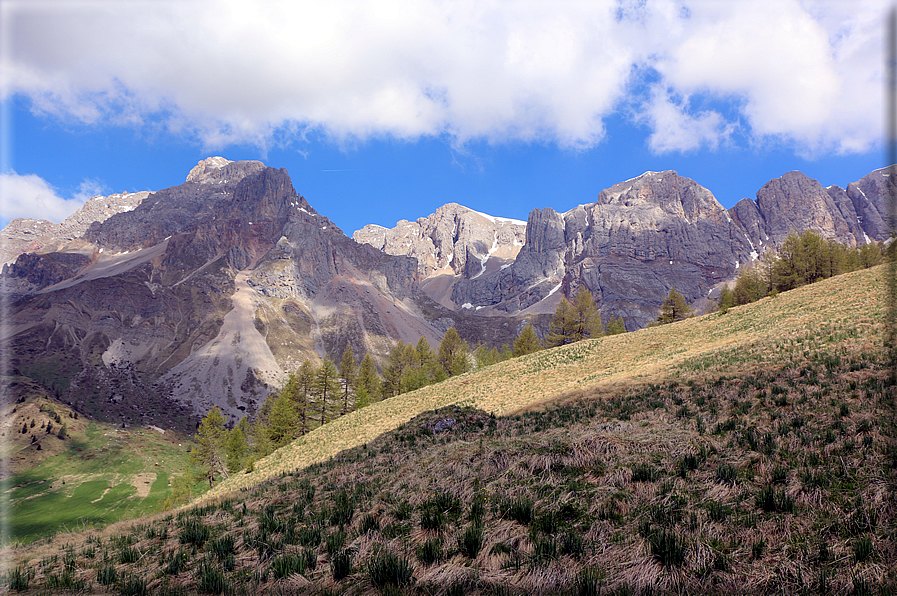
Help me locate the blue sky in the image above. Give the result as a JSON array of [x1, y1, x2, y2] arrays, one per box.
[[0, 0, 888, 236]]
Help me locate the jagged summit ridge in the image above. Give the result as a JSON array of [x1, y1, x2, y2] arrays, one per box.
[[353, 202, 526, 284], [185, 156, 266, 185], [0, 190, 151, 265], [373, 167, 894, 330]]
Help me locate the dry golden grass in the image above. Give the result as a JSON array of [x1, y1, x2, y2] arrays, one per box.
[[5, 265, 892, 596], [202, 264, 889, 503]]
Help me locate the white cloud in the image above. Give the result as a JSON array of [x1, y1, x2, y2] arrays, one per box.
[[640, 87, 734, 153], [0, 171, 98, 223], [0, 0, 887, 155]]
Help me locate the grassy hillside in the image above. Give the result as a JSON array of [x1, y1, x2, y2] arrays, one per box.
[[2, 265, 894, 595], [1, 384, 204, 544], [203, 264, 890, 500]]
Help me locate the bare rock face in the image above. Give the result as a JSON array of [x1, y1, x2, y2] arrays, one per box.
[[185, 156, 266, 185], [754, 171, 866, 247], [353, 203, 525, 278], [353, 203, 525, 308], [728, 169, 892, 256], [0, 191, 150, 264], [451, 171, 753, 328], [3, 158, 435, 428], [844, 167, 895, 242]]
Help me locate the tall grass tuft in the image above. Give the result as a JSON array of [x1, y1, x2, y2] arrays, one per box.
[[458, 524, 484, 559], [195, 561, 229, 594], [270, 554, 306, 580], [331, 548, 353, 581], [367, 547, 414, 590], [416, 537, 444, 565]]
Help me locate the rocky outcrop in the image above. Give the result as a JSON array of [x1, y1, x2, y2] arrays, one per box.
[[844, 167, 895, 242], [729, 169, 893, 253], [353, 203, 525, 279], [0, 191, 150, 264], [450, 171, 753, 328], [372, 168, 893, 331], [753, 171, 865, 247]]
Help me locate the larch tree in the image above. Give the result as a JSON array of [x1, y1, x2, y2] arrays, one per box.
[[225, 417, 250, 472], [572, 287, 603, 339], [381, 341, 408, 398], [295, 360, 315, 435], [338, 346, 357, 415], [546, 297, 578, 347], [513, 323, 542, 356], [438, 327, 470, 377], [355, 353, 381, 406], [656, 287, 692, 324], [315, 358, 340, 426], [605, 315, 627, 335], [717, 287, 736, 313], [192, 406, 230, 479], [265, 393, 299, 448]]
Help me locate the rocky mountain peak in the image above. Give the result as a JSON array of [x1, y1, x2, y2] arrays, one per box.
[[595, 170, 726, 221], [754, 170, 866, 247], [185, 156, 266, 185], [0, 190, 151, 265], [353, 203, 525, 281]]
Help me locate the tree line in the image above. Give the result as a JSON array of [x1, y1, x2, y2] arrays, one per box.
[[651, 231, 889, 324], [722, 230, 889, 309], [190, 288, 628, 480]]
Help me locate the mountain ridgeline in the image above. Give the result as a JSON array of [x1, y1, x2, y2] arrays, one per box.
[[2, 158, 892, 430], [356, 169, 892, 328]]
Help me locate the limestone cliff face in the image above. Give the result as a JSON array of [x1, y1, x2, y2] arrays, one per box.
[[0, 191, 150, 265], [451, 171, 752, 328], [843, 167, 894, 242], [753, 171, 865, 247], [374, 168, 892, 331], [729, 169, 892, 253], [353, 203, 526, 279]]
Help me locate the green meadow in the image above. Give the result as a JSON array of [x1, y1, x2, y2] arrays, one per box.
[[5, 420, 205, 544]]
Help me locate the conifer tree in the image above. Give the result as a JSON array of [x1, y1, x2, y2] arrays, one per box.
[[339, 346, 357, 415], [225, 418, 250, 472], [546, 298, 578, 347], [733, 265, 767, 305], [438, 327, 470, 377], [265, 393, 299, 448], [399, 341, 427, 392], [513, 323, 542, 356], [416, 336, 435, 369], [315, 358, 340, 426], [605, 315, 627, 335], [295, 360, 315, 435], [382, 341, 407, 398], [572, 287, 603, 339], [356, 353, 381, 404], [473, 344, 504, 368], [192, 406, 230, 479], [656, 287, 692, 324], [718, 286, 736, 313]]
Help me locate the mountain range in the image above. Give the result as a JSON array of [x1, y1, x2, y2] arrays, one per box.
[[2, 157, 892, 428]]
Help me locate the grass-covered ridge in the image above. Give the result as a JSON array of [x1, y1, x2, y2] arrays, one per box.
[[2, 264, 894, 595], [203, 264, 889, 500]]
